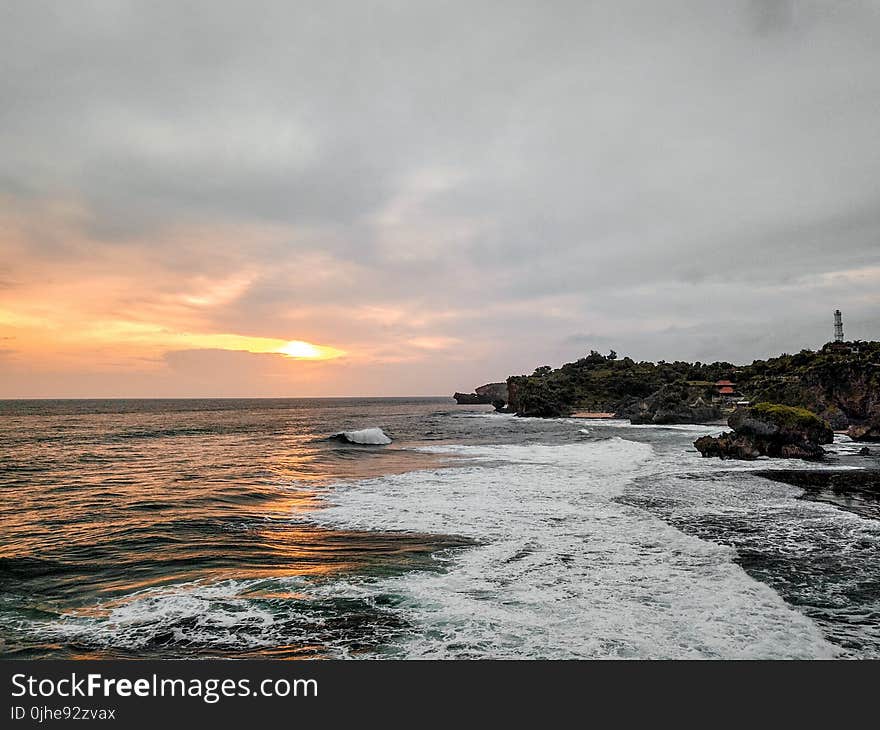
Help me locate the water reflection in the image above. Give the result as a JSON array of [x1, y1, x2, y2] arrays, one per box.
[[0, 398, 472, 658]]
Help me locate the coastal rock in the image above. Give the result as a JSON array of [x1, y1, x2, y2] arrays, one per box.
[[694, 433, 761, 460], [847, 420, 880, 442], [453, 392, 487, 405], [820, 408, 851, 431], [453, 382, 509, 406], [694, 403, 832, 461], [476, 382, 508, 402], [859, 446, 872, 456], [756, 470, 880, 518], [729, 403, 833, 445], [777, 442, 827, 459], [623, 382, 723, 425], [505, 377, 521, 413]]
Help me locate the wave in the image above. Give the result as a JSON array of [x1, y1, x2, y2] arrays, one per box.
[[329, 428, 392, 445], [310, 437, 837, 658], [0, 557, 77, 580], [32, 575, 427, 659], [593, 420, 727, 433], [620, 462, 880, 657]]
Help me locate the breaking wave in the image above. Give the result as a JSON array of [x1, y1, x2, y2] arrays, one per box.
[[309, 437, 838, 658], [329, 428, 392, 445]]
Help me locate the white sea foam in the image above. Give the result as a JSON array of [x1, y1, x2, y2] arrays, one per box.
[[453, 411, 516, 419], [39, 576, 389, 658], [825, 432, 874, 456], [43, 580, 281, 652], [311, 437, 839, 658], [586, 419, 726, 434], [331, 427, 392, 445]]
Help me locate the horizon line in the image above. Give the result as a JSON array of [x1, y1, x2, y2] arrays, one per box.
[[0, 394, 456, 401]]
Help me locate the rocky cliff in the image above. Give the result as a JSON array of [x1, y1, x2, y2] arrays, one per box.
[[497, 342, 880, 425], [743, 343, 880, 429], [453, 382, 508, 407], [618, 382, 724, 425]]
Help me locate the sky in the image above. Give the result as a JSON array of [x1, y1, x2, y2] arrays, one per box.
[[1, 0, 879, 397]]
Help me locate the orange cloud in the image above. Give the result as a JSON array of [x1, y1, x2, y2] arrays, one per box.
[[0, 200, 348, 372]]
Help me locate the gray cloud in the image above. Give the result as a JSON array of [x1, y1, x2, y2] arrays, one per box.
[[2, 0, 879, 394]]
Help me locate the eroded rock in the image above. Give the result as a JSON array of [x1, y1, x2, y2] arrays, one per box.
[[694, 403, 832, 461]]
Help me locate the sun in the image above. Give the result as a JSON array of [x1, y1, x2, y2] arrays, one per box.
[[275, 340, 345, 360], [278, 340, 321, 358]]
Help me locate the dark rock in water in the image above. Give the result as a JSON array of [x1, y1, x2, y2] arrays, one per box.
[[755, 469, 880, 519], [492, 399, 506, 412], [453, 392, 488, 405], [729, 403, 833, 445], [859, 446, 872, 456], [453, 382, 508, 406], [694, 403, 832, 460], [848, 420, 880, 442], [694, 433, 762, 460], [777, 442, 827, 459], [757, 469, 880, 493]]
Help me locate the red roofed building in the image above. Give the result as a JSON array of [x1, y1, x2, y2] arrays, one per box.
[[714, 380, 739, 402]]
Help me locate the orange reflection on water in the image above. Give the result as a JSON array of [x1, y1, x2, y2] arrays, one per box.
[[0, 398, 467, 658]]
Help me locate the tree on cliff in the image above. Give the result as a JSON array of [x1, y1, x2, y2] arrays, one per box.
[[503, 341, 880, 424]]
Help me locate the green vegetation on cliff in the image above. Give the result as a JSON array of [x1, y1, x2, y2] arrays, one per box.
[[507, 350, 725, 418], [505, 341, 880, 426], [748, 402, 827, 431]]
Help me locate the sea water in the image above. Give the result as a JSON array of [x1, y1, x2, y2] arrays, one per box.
[[1, 398, 878, 658]]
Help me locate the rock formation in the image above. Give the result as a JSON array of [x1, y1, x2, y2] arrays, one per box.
[[756, 469, 880, 508], [847, 418, 880, 442], [453, 392, 488, 405], [693, 403, 833, 460], [621, 382, 724, 425], [453, 382, 508, 406]]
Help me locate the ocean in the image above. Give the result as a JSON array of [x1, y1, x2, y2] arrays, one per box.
[[1, 397, 878, 659]]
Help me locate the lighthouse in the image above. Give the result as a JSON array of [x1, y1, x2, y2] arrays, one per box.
[[833, 310, 844, 343]]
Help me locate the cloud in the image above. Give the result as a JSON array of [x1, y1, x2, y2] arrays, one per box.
[[561, 334, 615, 351], [1, 1, 879, 395], [407, 336, 463, 351]]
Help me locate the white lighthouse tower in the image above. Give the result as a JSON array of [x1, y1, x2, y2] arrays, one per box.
[[833, 310, 844, 343]]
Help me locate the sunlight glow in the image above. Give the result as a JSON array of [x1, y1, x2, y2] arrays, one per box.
[[275, 340, 345, 360]]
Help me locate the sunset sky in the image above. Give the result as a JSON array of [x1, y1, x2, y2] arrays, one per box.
[[2, 1, 879, 397]]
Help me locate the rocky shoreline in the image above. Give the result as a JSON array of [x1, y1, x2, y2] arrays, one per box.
[[453, 382, 508, 409], [453, 341, 880, 460]]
